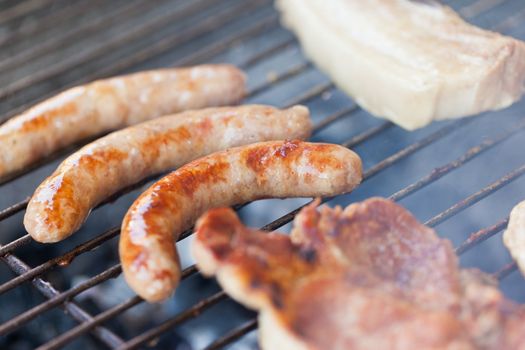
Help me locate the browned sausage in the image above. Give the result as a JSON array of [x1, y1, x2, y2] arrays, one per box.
[[0, 64, 245, 178], [24, 105, 311, 243], [120, 140, 362, 302]]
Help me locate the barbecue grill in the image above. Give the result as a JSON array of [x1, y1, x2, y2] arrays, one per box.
[[1, 0, 525, 348]]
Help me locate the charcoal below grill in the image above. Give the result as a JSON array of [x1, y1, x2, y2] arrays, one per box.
[[0, 0, 525, 349]]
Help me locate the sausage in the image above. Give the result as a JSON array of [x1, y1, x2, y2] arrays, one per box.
[[24, 105, 312, 243], [0, 64, 245, 178], [119, 140, 362, 302]]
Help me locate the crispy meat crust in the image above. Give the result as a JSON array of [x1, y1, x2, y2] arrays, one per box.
[[120, 140, 362, 302], [194, 198, 525, 350]]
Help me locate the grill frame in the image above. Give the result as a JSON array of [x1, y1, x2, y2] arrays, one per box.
[[0, 0, 524, 349]]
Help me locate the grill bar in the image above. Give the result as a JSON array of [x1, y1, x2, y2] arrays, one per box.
[[37, 266, 199, 350], [0, 0, 240, 97], [0, 35, 307, 229], [261, 118, 482, 236], [494, 262, 518, 280], [459, 0, 507, 17], [0, 254, 124, 347], [493, 6, 525, 33], [118, 292, 228, 350], [0, 53, 335, 259], [361, 119, 475, 179], [113, 3, 515, 346], [0, 63, 342, 334], [0, 0, 154, 74], [248, 61, 312, 97], [123, 201, 521, 350], [456, 219, 508, 255], [343, 121, 394, 149], [0, 235, 31, 257], [0, 197, 28, 220], [204, 319, 258, 350], [0, 12, 288, 186], [172, 15, 281, 67], [390, 120, 525, 203], [0, 263, 122, 335], [283, 81, 334, 108], [205, 260, 521, 349], [0, 0, 523, 348], [0, 0, 269, 118], [238, 37, 296, 69], [118, 117, 525, 349], [0, 0, 106, 48], [425, 164, 525, 227], [312, 105, 359, 132], [36, 296, 143, 350], [0, 228, 120, 295], [0, 0, 55, 25]]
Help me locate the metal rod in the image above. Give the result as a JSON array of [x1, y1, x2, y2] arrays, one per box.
[[0, 228, 120, 295], [342, 121, 393, 149], [238, 37, 296, 69], [0, 95, 359, 302], [425, 164, 525, 227], [0, 198, 28, 221], [117, 292, 227, 350], [0, 52, 338, 255], [3, 0, 520, 348], [172, 14, 280, 67], [35, 265, 199, 350], [0, 66, 500, 350], [390, 121, 525, 203], [36, 296, 143, 350], [247, 61, 312, 97], [0, 12, 286, 188], [283, 81, 334, 108], [0, 262, 122, 336], [455, 219, 508, 255], [258, 119, 481, 233], [41, 267, 198, 350], [362, 118, 475, 179], [60, 115, 521, 348], [0, 0, 266, 105], [84, 0, 270, 84], [312, 105, 359, 133], [0, 254, 124, 347], [0, 0, 56, 25], [113, 0, 525, 347], [0, 234, 31, 257], [493, 4, 525, 32], [494, 262, 517, 280], [204, 319, 258, 350], [0, 0, 154, 74], [0, 0, 107, 48]]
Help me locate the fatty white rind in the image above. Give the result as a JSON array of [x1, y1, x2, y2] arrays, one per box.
[[276, 0, 525, 130]]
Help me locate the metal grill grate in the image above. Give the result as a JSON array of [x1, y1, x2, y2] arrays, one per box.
[[1, 0, 525, 349]]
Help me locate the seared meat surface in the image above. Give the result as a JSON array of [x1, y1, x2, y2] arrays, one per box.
[[194, 198, 525, 349]]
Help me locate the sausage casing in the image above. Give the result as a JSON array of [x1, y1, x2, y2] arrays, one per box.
[[0, 64, 245, 178], [120, 140, 362, 302], [24, 105, 311, 243]]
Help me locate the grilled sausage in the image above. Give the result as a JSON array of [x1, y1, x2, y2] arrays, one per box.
[[0, 64, 245, 178], [24, 105, 312, 243], [120, 140, 362, 302]]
